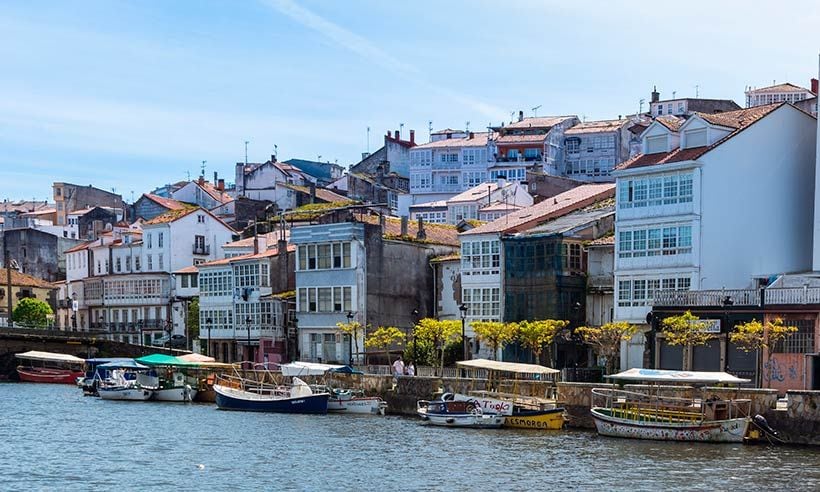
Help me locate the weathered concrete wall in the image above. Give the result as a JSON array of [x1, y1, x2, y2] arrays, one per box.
[[557, 382, 614, 428]]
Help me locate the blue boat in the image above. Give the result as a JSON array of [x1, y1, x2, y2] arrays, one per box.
[[213, 375, 329, 414]]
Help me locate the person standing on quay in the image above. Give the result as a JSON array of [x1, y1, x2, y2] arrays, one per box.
[[392, 356, 405, 377], [405, 361, 415, 377]]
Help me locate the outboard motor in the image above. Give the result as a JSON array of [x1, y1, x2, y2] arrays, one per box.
[[753, 414, 786, 444]]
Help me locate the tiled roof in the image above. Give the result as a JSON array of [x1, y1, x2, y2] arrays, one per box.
[[409, 200, 448, 210], [142, 193, 189, 211], [480, 202, 523, 212], [144, 207, 199, 225], [174, 265, 199, 274], [431, 128, 462, 135], [430, 253, 460, 263], [20, 208, 57, 216], [0, 268, 54, 289], [198, 181, 232, 204], [358, 215, 460, 247], [462, 183, 615, 236], [747, 82, 812, 94], [65, 241, 94, 253], [654, 116, 684, 132], [448, 181, 510, 203], [197, 245, 295, 268], [224, 231, 289, 249], [617, 104, 782, 171], [277, 182, 349, 203], [502, 116, 576, 130], [412, 132, 491, 149], [565, 119, 629, 135]]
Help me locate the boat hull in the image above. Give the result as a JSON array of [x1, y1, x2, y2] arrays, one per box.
[[153, 387, 197, 402], [98, 386, 154, 401], [418, 410, 505, 428], [214, 385, 329, 414], [17, 367, 84, 384], [591, 407, 750, 443], [328, 396, 387, 415], [504, 408, 565, 430]]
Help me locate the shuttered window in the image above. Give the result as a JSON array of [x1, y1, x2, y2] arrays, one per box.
[[645, 135, 667, 154], [685, 128, 707, 148]]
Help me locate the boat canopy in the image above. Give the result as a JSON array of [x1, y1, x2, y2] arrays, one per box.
[[136, 354, 197, 366], [15, 351, 84, 364], [280, 361, 346, 376], [606, 368, 750, 384], [177, 353, 216, 363], [456, 359, 559, 375], [98, 359, 150, 369]]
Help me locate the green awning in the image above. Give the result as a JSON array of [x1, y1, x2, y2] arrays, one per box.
[[136, 353, 197, 366]]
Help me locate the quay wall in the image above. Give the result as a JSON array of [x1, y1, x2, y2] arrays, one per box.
[[765, 391, 820, 445]]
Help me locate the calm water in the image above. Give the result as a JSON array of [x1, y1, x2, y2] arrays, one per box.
[[3, 383, 820, 491]]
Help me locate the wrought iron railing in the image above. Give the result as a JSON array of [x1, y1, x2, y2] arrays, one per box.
[[652, 289, 760, 307]]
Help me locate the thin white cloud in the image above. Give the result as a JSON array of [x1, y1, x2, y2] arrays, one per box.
[[261, 0, 508, 121]]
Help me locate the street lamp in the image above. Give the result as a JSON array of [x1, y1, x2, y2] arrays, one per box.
[[346, 311, 354, 366], [411, 308, 419, 367], [246, 316, 253, 364], [459, 304, 469, 361], [206, 317, 213, 357]]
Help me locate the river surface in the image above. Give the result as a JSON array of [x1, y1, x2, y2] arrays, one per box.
[[3, 383, 820, 491]]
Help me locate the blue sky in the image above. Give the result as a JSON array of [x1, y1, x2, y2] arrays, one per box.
[[1, 0, 818, 202]]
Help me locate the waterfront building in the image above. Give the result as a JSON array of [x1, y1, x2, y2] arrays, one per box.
[[612, 103, 818, 371], [457, 184, 615, 359], [0, 227, 83, 282], [291, 214, 458, 364], [52, 182, 125, 226], [1, 268, 56, 325], [409, 179, 532, 225], [234, 155, 309, 208], [351, 129, 416, 179], [133, 193, 189, 222], [585, 235, 615, 328], [170, 175, 232, 211]]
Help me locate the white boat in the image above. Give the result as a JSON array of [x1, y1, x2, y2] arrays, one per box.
[[98, 383, 154, 401], [96, 360, 154, 401], [327, 388, 387, 415], [590, 369, 752, 443], [417, 396, 505, 428], [152, 372, 197, 402]]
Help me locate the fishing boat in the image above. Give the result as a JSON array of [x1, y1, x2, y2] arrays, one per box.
[[96, 360, 155, 401], [417, 394, 505, 428], [454, 359, 566, 430], [213, 375, 329, 414], [136, 354, 198, 402], [78, 358, 134, 396], [590, 369, 752, 443], [15, 351, 85, 384], [281, 361, 387, 415]]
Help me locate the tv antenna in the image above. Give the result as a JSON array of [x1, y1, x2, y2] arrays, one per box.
[[399, 123, 404, 137], [428, 121, 433, 139], [510, 111, 516, 123], [366, 126, 370, 153], [639, 98, 645, 114], [532, 105, 542, 117], [273, 144, 278, 159], [200, 160, 207, 177], [465, 121, 470, 133], [244, 140, 249, 166], [695, 84, 699, 97]]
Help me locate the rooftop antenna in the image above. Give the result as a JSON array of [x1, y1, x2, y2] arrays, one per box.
[[200, 160, 207, 177], [510, 111, 516, 123], [399, 123, 404, 137], [366, 126, 370, 153], [532, 105, 542, 117], [428, 120, 433, 139], [672, 91, 677, 99], [186, 170, 191, 181], [582, 114, 587, 123], [273, 144, 278, 159], [465, 121, 470, 133], [639, 98, 645, 114], [695, 84, 699, 97], [130, 191, 134, 203], [317, 154, 322, 163], [244, 140, 249, 166]]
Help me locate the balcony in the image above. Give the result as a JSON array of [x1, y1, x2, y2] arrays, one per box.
[[494, 155, 543, 163], [193, 244, 211, 255], [652, 289, 760, 307]]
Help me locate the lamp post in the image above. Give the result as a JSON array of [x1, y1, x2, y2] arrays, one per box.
[[346, 311, 354, 366], [411, 308, 419, 367], [71, 293, 77, 331], [459, 304, 469, 361], [246, 315, 253, 363], [206, 317, 213, 357]]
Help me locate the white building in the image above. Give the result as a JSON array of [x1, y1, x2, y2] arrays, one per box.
[[410, 179, 533, 225], [745, 82, 815, 108], [563, 119, 632, 182], [234, 156, 308, 209], [408, 131, 491, 204], [613, 103, 818, 369], [489, 113, 579, 178]]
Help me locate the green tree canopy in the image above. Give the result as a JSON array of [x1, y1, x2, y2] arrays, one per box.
[[660, 311, 713, 370], [471, 321, 517, 360], [517, 319, 569, 365], [414, 318, 462, 374], [576, 321, 639, 374], [336, 320, 364, 364], [364, 326, 405, 364], [12, 297, 53, 328]]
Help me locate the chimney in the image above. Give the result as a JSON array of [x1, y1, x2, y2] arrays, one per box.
[[394, 130, 400, 140], [651, 86, 660, 103], [361, 152, 370, 160], [518, 110, 524, 122], [497, 176, 506, 190], [400, 216, 409, 237], [469, 132, 474, 139], [409, 129, 415, 144], [218, 179, 225, 191], [309, 182, 316, 204], [198, 175, 205, 185], [271, 154, 277, 163], [812, 78, 819, 95], [416, 217, 426, 241]]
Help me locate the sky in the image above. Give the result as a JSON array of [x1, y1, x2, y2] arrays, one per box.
[[1, 0, 818, 202]]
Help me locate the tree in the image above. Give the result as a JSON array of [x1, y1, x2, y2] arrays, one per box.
[[336, 320, 364, 364], [516, 319, 569, 366], [187, 298, 200, 344], [660, 311, 712, 370], [576, 321, 639, 375], [12, 297, 53, 328], [731, 318, 797, 385], [364, 326, 406, 365], [413, 318, 462, 375], [471, 321, 517, 360]]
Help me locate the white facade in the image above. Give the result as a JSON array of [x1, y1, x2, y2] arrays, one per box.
[[141, 209, 234, 274], [408, 132, 491, 205], [459, 232, 503, 334], [446, 181, 533, 225], [613, 104, 818, 368], [746, 83, 814, 108]]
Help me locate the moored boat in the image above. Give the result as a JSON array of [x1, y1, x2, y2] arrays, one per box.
[[214, 375, 329, 414], [590, 369, 752, 443], [417, 396, 505, 429], [15, 351, 85, 384], [281, 361, 387, 415], [96, 360, 155, 401]]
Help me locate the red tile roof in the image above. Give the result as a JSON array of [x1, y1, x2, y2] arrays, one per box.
[[174, 265, 199, 274], [502, 116, 576, 130], [143, 207, 199, 225], [277, 183, 349, 203], [588, 235, 615, 246], [654, 116, 684, 132], [197, 245, 295, 268], [65, 241, 94, 253], [142, 193, 189, 211], [198, 181, 232, 204], [617, 104, 783, 171], [565, 119, 629, 135], [462, 183, 615, 236], [0, 268, 54, 289], [413, 132, 491, 149], [747, 82, 812, 94]]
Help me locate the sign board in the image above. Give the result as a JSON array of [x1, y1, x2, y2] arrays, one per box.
[[693, 319, 721, 333], [72, 301, 79, 312]]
